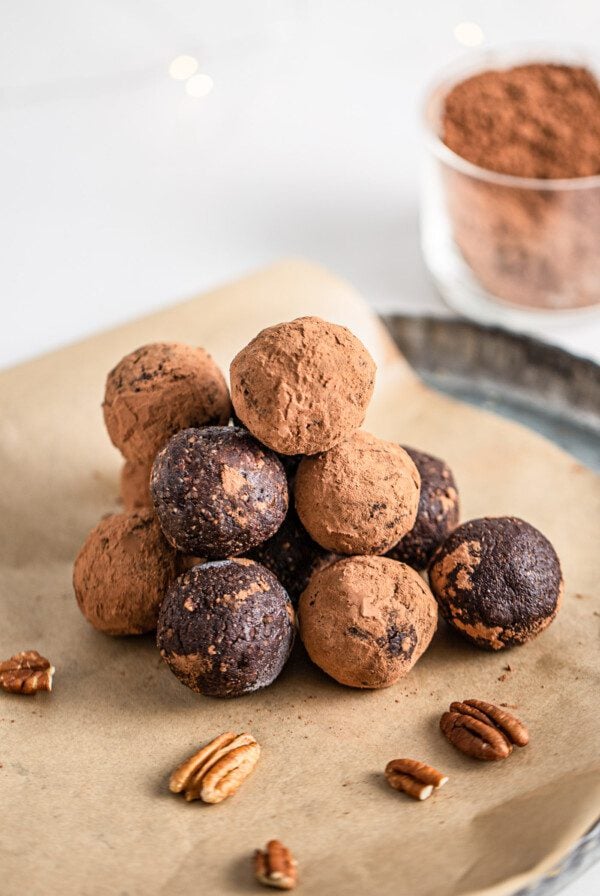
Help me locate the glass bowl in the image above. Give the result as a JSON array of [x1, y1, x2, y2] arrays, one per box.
[[420, 46, 600, 329]]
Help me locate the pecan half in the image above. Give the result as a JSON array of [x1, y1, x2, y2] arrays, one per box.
[[385, 758, 448, 800], [0, 650, 54, 695], [254, 840, 298, 890], [451, 699, 529, 747], [440, 712, 511, 760], [169, 732, 260, 804], [441, 699, 529, 761]]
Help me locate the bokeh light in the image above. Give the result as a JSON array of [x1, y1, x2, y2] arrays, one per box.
[[185, 73, 214, 98], [168, 55, 199, 81], [453, 22, 484, 47]]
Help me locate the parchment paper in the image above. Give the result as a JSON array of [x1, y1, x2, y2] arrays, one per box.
[[1, 260, 599, 896]]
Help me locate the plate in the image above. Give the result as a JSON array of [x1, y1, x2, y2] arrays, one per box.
[[384, 316, 600, 472]]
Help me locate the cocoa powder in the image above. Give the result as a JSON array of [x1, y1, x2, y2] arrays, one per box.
[[443, 63, 600, 179], [439, 62, 600, 310]]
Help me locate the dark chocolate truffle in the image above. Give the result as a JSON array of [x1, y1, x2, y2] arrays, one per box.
[[150, 426, 288, 558], [103, 343, 232, 463], [298, 556, 437, 688], [387, 447, 459, 569], [247, 507, 328, 605], [429, 517, 563, 650], [230, 316, 376, 455], [73, 509, 178, 635], [120, 459, 152, 510], [157, 558, 295, 697], [294, 431, 421, 555]]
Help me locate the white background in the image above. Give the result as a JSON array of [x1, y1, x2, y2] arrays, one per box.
[[1, 1, 600, 370], [1, 2, 599, 891]]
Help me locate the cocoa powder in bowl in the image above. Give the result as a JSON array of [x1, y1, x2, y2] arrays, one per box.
[[439, 62, 600, 310]]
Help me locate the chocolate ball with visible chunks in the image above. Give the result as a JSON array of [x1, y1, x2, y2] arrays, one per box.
[[387, 447, 459, 569], [150, 426, 288, 558], [298, 555, 437, 689], [247, 506, 329, 605], [230, 316, 376, 455], [429, 517, 563, 650], [156, 559, 295, 697], [73, 510, 178, 635], [103, 342, 231, 463]]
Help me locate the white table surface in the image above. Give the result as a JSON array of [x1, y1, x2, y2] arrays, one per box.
[[1, 3, 598, 893]]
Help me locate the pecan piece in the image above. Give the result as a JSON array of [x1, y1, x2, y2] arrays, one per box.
[[254, 840, 298, 890], [0, 650, 54, 695], [169, 732, 236, 793], [385, 758, 448, 800], [452, 699, 529, 747], [169, 732, 260, 804], [441, 711, 511, 761]]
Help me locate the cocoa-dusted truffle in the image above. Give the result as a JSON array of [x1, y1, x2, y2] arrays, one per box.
[[429, 517, 562, 650], [230, 316, 376, 455], [298, 556, 437, 689], [103, 343, 231, 463], [150, 426, 288, 558], [73, 510, 178, 635], [247, 507, 328, 605], [387, 447, 459, 569], [157, 559, 295, 697], [120, 459, 152, 510], [294, 431, 420, 555]]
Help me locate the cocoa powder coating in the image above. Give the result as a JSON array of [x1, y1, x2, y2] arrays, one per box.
[[157, 558, 295, 697], [429, 517, 562, 650], [103, 343, 232, 463], [294, 431, 420, 555], [73, 509, 178, 635], [150, 426, 288, 558], [298, 555, 438, 689], [387, 447, 459, 569], [230, 316, 376, 455]]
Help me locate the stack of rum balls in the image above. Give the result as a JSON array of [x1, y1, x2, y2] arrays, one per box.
[[73, 317, 563, 697]]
